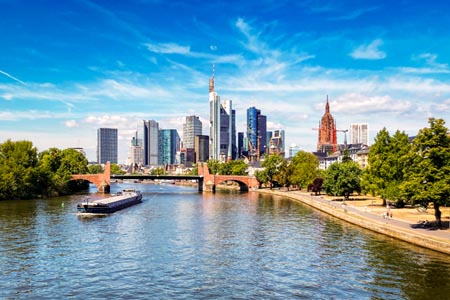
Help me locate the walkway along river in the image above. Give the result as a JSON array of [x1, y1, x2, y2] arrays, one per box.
[[1, 183, 450, 299]]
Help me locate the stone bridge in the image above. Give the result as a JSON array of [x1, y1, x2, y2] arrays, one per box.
[[71, 162, 111, 193], [198, 163, 259, 192]]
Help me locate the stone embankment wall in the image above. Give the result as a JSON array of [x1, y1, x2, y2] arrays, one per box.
[[256, 189, 450, 256]]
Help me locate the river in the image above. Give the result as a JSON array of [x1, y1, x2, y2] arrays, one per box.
[[1, 183, 450, 299]]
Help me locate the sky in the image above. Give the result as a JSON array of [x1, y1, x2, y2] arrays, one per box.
[[1, 0, 450, 163]]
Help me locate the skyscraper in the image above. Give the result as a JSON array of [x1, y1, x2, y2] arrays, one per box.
[[183, 115, 202, 149], [97, 128, 118, 164], [209, 69, 221, 160], [247, 106, 267, 159], [317, 96, 337, 153], [143, 120, 159, 166], [130, 131, 143, 166], [159, 129, 180, 165], [209, 68, 235, 161], [194, 135, 209, 163], [350, 123, 369, 145]]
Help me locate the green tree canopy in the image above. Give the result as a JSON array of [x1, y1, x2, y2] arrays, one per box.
[[289, 150, 320, 189], [0, 140, 40, 200], [323, 160, 362, 200], [88, 164, 104, 174], [361, 128, 410, 205], [260, 154, 284, 189], [400, 118, 450, 227]]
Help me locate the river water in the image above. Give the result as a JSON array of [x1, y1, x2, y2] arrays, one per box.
[[1, 183, 450, 299]]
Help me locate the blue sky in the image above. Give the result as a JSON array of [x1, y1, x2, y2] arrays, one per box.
[[1, 0, 450, 162]]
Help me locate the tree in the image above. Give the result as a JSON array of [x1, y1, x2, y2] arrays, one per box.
[[88, 164, 104, 174], [275, 160, 294, 190], [0, 140, 40, 200], [207, 159, 220, 175], [289, 150, 320, 190], [255, 169, 268, 188], [400, 118, 450, 227], [110, 163, 125, 175], [229, 160, 248, 175], [151, 167, 166, 175], [361, 128, 410, 206], [260, 154, 284, 189], [323, 160, 362, 200]]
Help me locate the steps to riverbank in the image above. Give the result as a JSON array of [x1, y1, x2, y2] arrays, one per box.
[[256, 189, 450, 255]]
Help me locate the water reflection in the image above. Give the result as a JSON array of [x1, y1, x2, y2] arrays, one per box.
[[1, 184, 450, 299]]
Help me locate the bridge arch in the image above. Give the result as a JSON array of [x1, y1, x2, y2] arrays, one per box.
[[199, 163, 259, 192], [71, 162, 111, 193]]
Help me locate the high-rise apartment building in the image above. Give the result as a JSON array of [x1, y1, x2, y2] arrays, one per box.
[[209, 70, 235, 161], [317, 96, 337, 153], [97, 128, 118, 164], [183, 115, 202, 149], [159, 129, 180, 165], [130, 131, 144, 166], [247, 107, 267, 159], [143, 120, 159, 166], [350, 123, 369, 145]]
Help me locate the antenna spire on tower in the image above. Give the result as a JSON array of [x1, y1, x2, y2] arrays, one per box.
[[209, 64, 215, 93]]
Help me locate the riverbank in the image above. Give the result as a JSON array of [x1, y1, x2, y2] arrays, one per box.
[[256, 189, 450, 255]]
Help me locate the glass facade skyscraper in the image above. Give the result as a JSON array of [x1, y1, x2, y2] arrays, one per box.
[[158, 129, 180, 165], [97, 128, 118, 164], [247, 107, 267, 159]]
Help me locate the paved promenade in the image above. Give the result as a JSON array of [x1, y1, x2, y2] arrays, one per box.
[[256, 189, 450, 255]]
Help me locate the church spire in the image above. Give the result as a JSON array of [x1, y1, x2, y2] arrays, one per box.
[[325, 95, 330, 113]]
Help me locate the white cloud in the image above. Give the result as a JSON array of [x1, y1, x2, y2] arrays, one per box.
[[350, 39, 386, 60], [65, 120, 79, 128], [330, 93, 412, 114], [145, 42, 190, 54]]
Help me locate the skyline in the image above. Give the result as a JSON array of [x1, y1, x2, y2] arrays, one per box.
[[1, 1, 450, 163]]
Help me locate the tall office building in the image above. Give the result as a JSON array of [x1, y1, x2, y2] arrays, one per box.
[[159, 129, 180, 165], [317, 96, 337, 153], [130, 131, 144, 165], [237, 132, 244, 158], [194, 135, 209, 163], [247, 107, 267, 159], [209, 69, 235, 161], [351, 123, 369, 145], [143, 120, 159, 166], [183, 115, 202, 149], [97, 128, 118, 164]]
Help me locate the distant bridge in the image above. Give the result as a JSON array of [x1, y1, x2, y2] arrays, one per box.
[[71, 162, 259, 193]]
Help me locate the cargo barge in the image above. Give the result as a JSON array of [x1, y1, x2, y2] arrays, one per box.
[[77, 189, 142, 214]]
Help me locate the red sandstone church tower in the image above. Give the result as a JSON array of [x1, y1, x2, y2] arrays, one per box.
[[317, 96, 337, 152]]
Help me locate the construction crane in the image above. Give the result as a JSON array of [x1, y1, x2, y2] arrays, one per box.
[[336, 129, 348, 147], [247, 126, 261, 162]]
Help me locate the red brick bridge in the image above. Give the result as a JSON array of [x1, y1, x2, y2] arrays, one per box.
[[71, 162, 259, 193], [198, 163, 259, 192], [71, 162, 111, 193]]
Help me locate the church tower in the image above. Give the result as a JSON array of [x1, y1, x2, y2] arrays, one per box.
[[317, 96, 337, 152]]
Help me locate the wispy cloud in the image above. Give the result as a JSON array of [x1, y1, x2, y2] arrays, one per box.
[[331, 6, 379, 21], [145, 42, 191, 54], [350, 39, 386, 60], [0, 70, 27, 85], [399, 53, 450, 74]]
